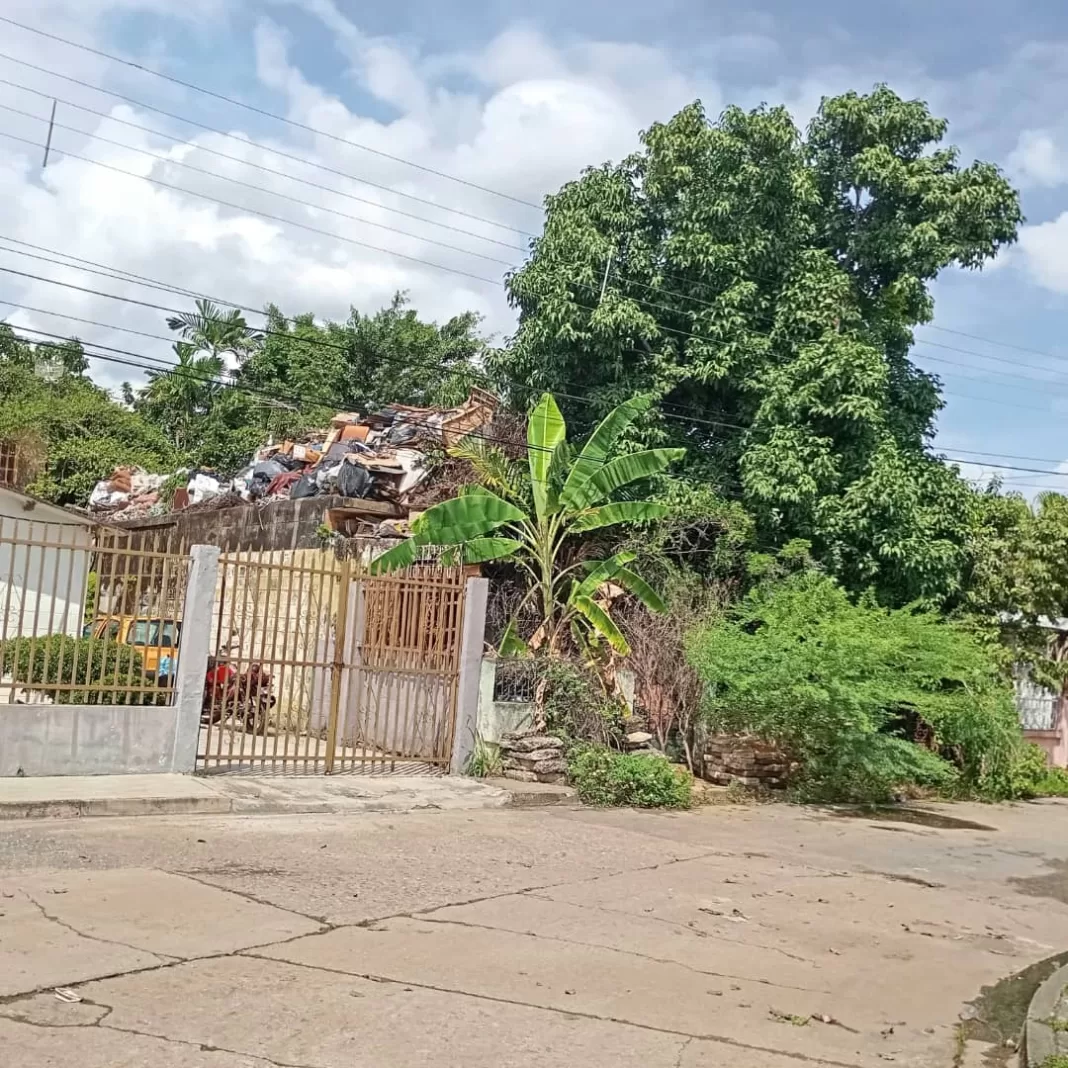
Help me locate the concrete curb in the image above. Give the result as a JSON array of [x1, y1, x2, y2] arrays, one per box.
[[0, 780, 513, 821], [0, 795, 234, 820], [1026, 960, 1068, 1066]]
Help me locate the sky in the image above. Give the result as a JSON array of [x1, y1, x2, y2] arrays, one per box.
[[1, 0, 1068, 494]]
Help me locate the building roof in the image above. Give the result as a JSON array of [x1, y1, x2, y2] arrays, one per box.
[[0, 485, 101, 528]]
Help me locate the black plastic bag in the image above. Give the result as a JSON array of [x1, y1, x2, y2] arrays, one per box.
[[336, 461, 372, 499], [290, 472, 320, 499]]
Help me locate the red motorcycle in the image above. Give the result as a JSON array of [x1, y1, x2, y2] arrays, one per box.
[[201, 657, 276, 731]]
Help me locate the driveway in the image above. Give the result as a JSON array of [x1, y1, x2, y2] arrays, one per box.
[[2, 796, 1068, 1067]]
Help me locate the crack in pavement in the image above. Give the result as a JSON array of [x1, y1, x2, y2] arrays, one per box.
[[20, 891, 176, 965], [167, 869, 336, 927], [417, 913, 831, 994], [0, 1014, 324, 1068], [674, 1034, 695, 1068], [522, 891, 818, 966], [237, 952, 866, 1068]]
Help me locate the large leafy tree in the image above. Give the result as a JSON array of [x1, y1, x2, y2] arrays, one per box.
[[371, 394, 683, 655], [492, 86, 1021, 605]]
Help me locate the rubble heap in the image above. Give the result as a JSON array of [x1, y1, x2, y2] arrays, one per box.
[[701, 734, 798, 790], [499, 732, 567, 784], [88, 389, 498, 524]]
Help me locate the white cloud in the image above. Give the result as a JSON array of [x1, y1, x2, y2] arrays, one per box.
[[1008, 129, 1068, 188], [1017, 212, 1068, 294]]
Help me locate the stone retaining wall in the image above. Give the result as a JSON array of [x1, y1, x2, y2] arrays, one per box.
[[701, 734, 797, 789]]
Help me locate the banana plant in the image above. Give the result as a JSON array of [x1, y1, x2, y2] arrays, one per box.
[[370, 393, 684, 655]]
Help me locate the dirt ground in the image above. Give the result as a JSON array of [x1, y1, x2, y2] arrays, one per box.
[[3, 796, 1068, 1067]]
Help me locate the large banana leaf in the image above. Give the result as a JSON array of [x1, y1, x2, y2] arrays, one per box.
[[571, 594, 629, 654], [565, 448, 685, 511], [413, 491, 526, 544], [611, 566, 667, 613], [568, 500, 669, 533], [527, 393, 566, 522], [440, 537, 523, 566], [368, 538, 424, 574], [559, 396, 649, 510], [498, 618, 530, 657], [571, 552, 637, 601]]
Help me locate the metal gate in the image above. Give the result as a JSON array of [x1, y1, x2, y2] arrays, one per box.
[[196, 549, 466, 775]]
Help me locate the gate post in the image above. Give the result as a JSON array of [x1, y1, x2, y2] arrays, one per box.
[[170, 544, 220, 773], [324, 556, 352, 774], [449, 577, 488, 775]]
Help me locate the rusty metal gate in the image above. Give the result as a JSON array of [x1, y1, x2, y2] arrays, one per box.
[[196, 549, 467, 775]]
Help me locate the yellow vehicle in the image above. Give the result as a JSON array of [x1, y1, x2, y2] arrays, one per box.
[[83, 616, 182, 678]]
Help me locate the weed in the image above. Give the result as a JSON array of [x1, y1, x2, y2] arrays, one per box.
[[567, 745, 692, 808], [465, 735, 502, 779]]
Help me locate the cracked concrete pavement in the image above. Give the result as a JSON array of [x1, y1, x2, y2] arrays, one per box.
[[3, 798, 1068, 1066]]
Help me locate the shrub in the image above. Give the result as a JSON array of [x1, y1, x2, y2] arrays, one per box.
[[686, 571, 1024, 802], [2, 634, 148, 704], [1005, 743, 1068, 799], [568, 745, 693, 808], [539, 659, 626, 746]]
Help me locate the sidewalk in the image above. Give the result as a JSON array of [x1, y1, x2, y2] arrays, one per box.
[[0, 773, 510, 820]]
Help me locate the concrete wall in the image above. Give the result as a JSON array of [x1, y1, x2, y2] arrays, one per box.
[[0, 504, 91, 641], [0, 546, 218, 777], [117, 495, 392, 552], [476, 660, 534, 745]]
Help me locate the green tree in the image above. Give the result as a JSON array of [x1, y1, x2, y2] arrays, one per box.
[[136, 342, 227, 452], [0, 326, 176, 504], [238, 293, 486, 415], [687, 569, 1023, 800], [492, 86, 1021, 605], [371, 393, 683, 655]]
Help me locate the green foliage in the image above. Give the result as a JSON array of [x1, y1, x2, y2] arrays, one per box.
[[538, 658, 626, 744], [2, 635, 148, 704], [464, 735, 503, 779], [0, 326, 177, 504], [372, 393, 682, 656], [494, 86, 1021, 606], [567, 745, 693, 808], [687, 571, 1023, 801], [1005, 743, 1068, 799]]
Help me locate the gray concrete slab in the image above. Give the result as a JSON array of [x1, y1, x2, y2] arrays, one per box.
[[2, 800, 1068, 1065]]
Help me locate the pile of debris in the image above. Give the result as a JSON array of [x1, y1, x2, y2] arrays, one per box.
[[499, 732, 568, 784], [88, 390, 498, 523], [88, 468, 169, 521]]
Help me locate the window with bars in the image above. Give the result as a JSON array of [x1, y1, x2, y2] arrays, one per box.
[[0, 442, 18, 488]]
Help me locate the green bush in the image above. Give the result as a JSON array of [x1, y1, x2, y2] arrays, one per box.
[[568, 745, 693, 808], [1006, 743, 1068, 799], [539, 659, 627, 746], [2, 635, 148, 704], [686, 571, 1024, 802]]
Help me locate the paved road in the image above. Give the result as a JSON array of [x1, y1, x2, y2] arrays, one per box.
[[3, 796, 1068, 1067]]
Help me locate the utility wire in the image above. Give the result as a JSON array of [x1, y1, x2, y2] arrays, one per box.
[[10, 312, 1068, 485], [0, 103, 514, 267], [0, 128, 503, 287], [0, 51, 533, 239], [0, 82, 528, 253], [0, 242, 1060, 429], [0, 16, 543, 211]]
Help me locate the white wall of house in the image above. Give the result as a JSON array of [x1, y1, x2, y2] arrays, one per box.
[[0, 490, 94, 642]]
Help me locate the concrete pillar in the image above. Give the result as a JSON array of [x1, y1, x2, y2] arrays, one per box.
[[449, 577, 488, 775], [170, 545, 220, 773]]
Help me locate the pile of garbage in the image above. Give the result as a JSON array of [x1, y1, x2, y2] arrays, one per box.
[[87, 389, 498, 523], [88, 468, 170, 521]]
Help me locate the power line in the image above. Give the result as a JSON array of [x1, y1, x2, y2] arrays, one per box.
[[0, 80, 528, 253], [0, 238, 1055, 430], [0, 128, 503, 287], [0, 16, 543, 211], [0, 103, 516, 268], [0, 51, 534, 240]]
